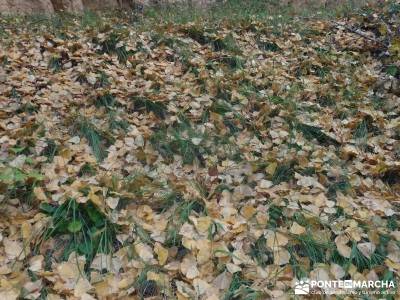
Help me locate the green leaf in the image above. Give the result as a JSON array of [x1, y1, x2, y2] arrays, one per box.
[[386, 65, 398, 76], [0, 168, 27, 183], [27, 171, 44, 181], [10, 146, 26, 154], [39, 203, 56, 215], [68, 220, 83, 233], [85, 202, 105, 227]]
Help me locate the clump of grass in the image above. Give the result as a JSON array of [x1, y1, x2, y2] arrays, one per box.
[[154, 191, 183, 213], [295, 122, 340, 147], [294, 232, 331, 265], [210, 99, 232, 115], [326, 176, 352, 199], [256, 38, 280, 52], [80, 10, 102, 28], [164, 226, 182, 248], [385, 64, 399, 77], [353, 115, 380, 141], [176, 199, 206, 222], [250, 236, 273, 267], [0, 166, 43, 208], [39, 198, 118, 267], [271, 162, 295, 185], [78, 163, 96, 177], [95, 92, 116, 109], [267, 204, 285, 228], [212, 33, 241, 54], [317, 95, 336, 107], [347, 241, 385, 272], [218, 55, 244, 70], [41, 139, 59, 163], [108, 111, 129, 132], [132, 97, 167, 119], [353, 118, 369, 140], [224, 272, 262, 300], [48, 55, 62, 72], [150, 120, 206, 165], [387, 215, 398, 231], [10, 87, 21, 100], [133, 267, 160, 299], [73, 117, 112, 161], [182, 25, 210, 44], [96, 31, 134, 63], [287, 245, 308, 279], [94, 71, 110, 88]]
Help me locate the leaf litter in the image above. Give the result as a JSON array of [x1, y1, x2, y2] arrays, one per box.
[[0, 1, 400, 299]]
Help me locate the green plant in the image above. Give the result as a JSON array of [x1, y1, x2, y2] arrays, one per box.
[[95, 71, 110, 88], [272, 162, 295, 185], [96, 31, 134, 63], [41, 139, 59, 163], [250, 236, 273, 266], [224, 272, 262, 300], [133, 267, 160, 299], [95, 92, 116, 109], [40, 198, 118, 267], [48, 55, 62, 72], [150, 120, 206, 165], [0, 166, 44, 207], [294, 232, 331, 265], [73, 117, 113, 161], [132, 97, 167, 119], [295, 122, 340, 147], [212, 33, 241, 54], [268, 204, 285, 228]]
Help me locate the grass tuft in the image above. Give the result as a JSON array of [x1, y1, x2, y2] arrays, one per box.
[[39, 198, 118, 267], [73, 117, 112, 161]]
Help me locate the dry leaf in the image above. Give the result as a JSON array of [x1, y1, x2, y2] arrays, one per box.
[[154, 242, 168, 265]]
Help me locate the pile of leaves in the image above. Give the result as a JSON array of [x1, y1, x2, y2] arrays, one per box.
[[0, 1, 399, 299]]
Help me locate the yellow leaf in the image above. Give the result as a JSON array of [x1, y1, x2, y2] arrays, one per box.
[[273, 247, 290, 265], [154, 243, 168, 265], [290, 222, 306, 235], [180, 256, 199, 279], [335, 235, 351, 258], [33, 187, 47, 201], [330, 263, 345, 279], [194, 216, 212, 233], [3, 238, 24, 260], [265, 162, 277, 175], [266, 231, 288, 250], [241, 205, 256, 220], [21, 222, 32, 241], [135, 243, 154, 263]]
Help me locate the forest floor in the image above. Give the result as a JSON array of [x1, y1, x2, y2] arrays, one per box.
[[0, 1, 400, 299]]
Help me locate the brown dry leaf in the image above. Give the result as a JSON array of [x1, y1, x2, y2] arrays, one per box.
[[180, 255, 200, 279], [290, 222, 306, 235], [134, 242, 154, 263], [240, 204, 256, 220], [28, 255, 44, 272], [154, 242, 168, 265], [273, 247, 290, 265], [357, 242, 376, 259], [193, 216, 212, 233], [335, 235, 351, 258], [33, 187, 47, 201], [266, 231, 289, 250], [0, 287, 19, 300], [3, 238, 25, 260], [330, 263, 346, 279]]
